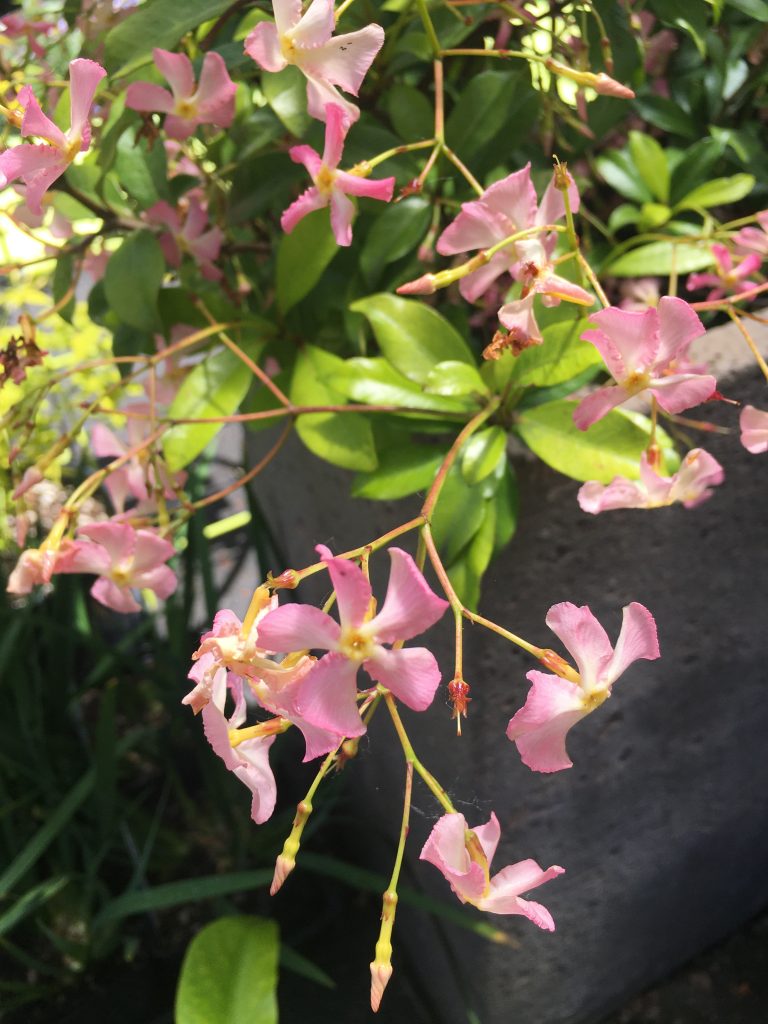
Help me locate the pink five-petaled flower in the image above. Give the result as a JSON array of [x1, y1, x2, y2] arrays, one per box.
[[420, 812, 564, 927], [686, 243, 762, 302], [0, 58, 106, 215], [245, 0, 384, 124], [144, 195, 223, 280], [436, 162, 592, 307], [125, 49, 236, 140], [202, 667, 278, 824], [734, 211, 768, 258], [57, 521, 177, 614], [740, 405, 768, 454], [256, 544, 449, 740], [507, 602, 660, 773], [573, 297, 717, 430], [578, 448, 725, 513], [282, 103, 394, 247]]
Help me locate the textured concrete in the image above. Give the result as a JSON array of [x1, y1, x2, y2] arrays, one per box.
[[246, 319, 768, 1024]]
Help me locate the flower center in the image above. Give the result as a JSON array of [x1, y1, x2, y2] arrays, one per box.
[[279, 34, 297, 62], [174, 97, 198, 121], [63, 132, 82, 161], [315, 164, 337, 197], [339, 628, 374, 662], [624, 370, 651, 395], [582, 688, 609, 712]]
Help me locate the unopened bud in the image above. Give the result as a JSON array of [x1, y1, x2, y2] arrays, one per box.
[[369, 958, 393, 1013], [11, 466, 43, 500], [335, 737, 359, 771], [592, 72, 635, 99], [270, 853, 295, 896], [397, 273, 437, 296]]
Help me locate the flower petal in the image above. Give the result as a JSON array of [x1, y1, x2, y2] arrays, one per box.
[[437, 201, 509, 257], [329, 188, 355, 246], [295, 651, 366, 737], [125, 81, 175, 113], [272, 0, 302, 35], [304, 73, 360, 123], [317, 544, 372, 630], [582, 305, 659, 380], [471, 811, 501, 866], [290, 0, 334, 47], [299, 24, 384, 95], [648, 373, 716, 415], [604, 602, 659, 683], [335, 170, 394, 201], [77, 521, 135, 565], [545, 602, 614, 686], [196, 51, 236, 127], [244, 23, 287, 73], [364, 645, 441, 712], [740, 405, 768, 454], [572, 383, 632, 430], [506, 670, 587, 773], [419, 812, 488, 903], [153, 48, 195, 99], [256, 603, 341, 653], [19, 86, 66, 148], [91, 576, 141, 614], [320, 102, 349, 169], [367, 547, 448, 643], [281, 185, 327, 234], [458, 251, 514, 303], [131, 529, 175, 572], [478, 861, 564, 923], [68, 58, 106, 140], [654, 295, 706, 369], [577, 476, 648, 514], [233, 738, 278, 824]]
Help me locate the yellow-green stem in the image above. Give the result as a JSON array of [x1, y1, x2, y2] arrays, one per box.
[[384, 694, 455, 813]]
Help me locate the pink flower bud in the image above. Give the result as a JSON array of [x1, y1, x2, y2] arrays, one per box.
[[270, 853, 296, 896], [592, 72, 635, 99], [396, 273, 437, 295], [369, 959, 393, 1012]]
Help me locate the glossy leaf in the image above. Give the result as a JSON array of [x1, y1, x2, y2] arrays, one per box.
[[425, 360, 488, 398], [606, 241, 715, 277], [291, 346, 377, 471], [104, 0, 234, 75], [351, 294, 474, 383], [327, 357, 474, 413], [175, 916, 279, 1024], [386, 83, 434, 141], [628, 131, 670, 203], [461, 427, 507, 486], [277, 210, 338, 314], [675, 173, 756, 211], [516, 400, 677, 483], [103, 230, 165, 333], [595, 151, 653, 204], [263, 66, 310, 137], [430, 463, 486, 564], [360, 197, 432, 284], [163, 342, 262, 471], [351, 444, 444, 499], [499, 317, 601, 390]]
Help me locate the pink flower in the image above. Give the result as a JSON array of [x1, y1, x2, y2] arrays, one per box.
[[578, 448, 725, 513], [420, 812, 564, 927], [496, 292, 542, 349], [0, 58, 106, 214], [686, 244, 762, 302], [125, 48, 235, 140], [740, 405, 768, 454], [6, 543, 75, 595], [0, 14, 57, 59], [144, 195, 223, 280], [733, 211, 768, 258], [257, 544, 449, 739], [573, 297, 716, 430], [437, 163, 592, 307], [201, 667, 278, 824], [506, 602, 660, 772], [57, 521, 177, 613], [281, 103, 394, 246], [618, 277, 660, 311], [245, 0, 384, 123]]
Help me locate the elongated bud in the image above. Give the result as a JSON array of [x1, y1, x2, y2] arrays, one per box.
[[545, 58, 635, 100], [270, 853, 296, 896], [396, 273, 437, 296], [370, 958, 393, 1013]]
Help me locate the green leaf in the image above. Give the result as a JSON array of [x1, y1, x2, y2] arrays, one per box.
[[595, 151, 653, 204], [461, 427, 507, 486], [175, 917, 279, 1024], [637, 202, 672, 231], [328, 357, 475, 413], [114, 130, 167, 209], [291, 346, 377, 471], [263, 65, 310, 136], [0, 878, 69, 938], [430, 463, 486, 564], [360, 198, 432, 285], [628, 131, 670, 203], [105, 0, 235, 75], [163, 343, 262, 471], [103, 230, 165, 332], [386, 83, 434, 141], [425, 360, 488, 397], [631, 96, 697, 138], [493, 462, 518, 550], [351, 444, 444, 499], [606, 241, 715, 277], [516, 399, 676, 483], [97, 873, 272, 926], [501, 316, 602, 389], [675, 174, 756, 211], [446, 69, 528, 157], [351, 294, 474, 383], [724, 0, 768, 19], [276, 210, 338, 314]]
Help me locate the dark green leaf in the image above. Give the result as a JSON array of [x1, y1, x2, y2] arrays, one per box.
[[104, 230, 165, 333], [360, 198, 432, 285], [263, 66, 310, 136], [52, 255, 75, 323], [461, 427, 507, 486], [628, 131, 670, 203], [351, 444, 444, 499], [276, 210, 338, 314]]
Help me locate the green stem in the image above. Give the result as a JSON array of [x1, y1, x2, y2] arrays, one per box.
[[385, 694, 455, 813]]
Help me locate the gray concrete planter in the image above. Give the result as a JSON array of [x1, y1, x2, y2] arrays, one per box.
[[246, 320, 768, 1024]]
